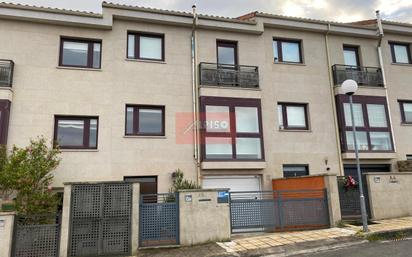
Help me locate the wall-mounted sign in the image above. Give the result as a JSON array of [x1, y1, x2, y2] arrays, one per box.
[[218, 191, 229, 203], [0, 219, 5, 232], [185, 194, 192, 202]]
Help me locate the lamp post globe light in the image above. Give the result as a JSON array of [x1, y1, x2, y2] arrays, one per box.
[[341, 79, 369, 232]]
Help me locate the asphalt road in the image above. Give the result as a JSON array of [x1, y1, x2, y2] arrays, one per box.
[[293, 239, 412, 257]]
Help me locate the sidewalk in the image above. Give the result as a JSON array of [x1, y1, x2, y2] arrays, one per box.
[[136, 216, 412, 257]]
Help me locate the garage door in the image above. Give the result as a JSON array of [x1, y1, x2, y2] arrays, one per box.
[[202, 176, 261, 192]]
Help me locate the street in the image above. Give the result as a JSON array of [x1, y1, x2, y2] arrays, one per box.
[[292, 239, 412, 257]]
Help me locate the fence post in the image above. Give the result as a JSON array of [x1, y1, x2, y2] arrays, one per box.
[[323, 175, 341, 226], [131, 183, 140, 255], [58, 184, 71, 257], [277, 192, 284, 231], [0, 212, 14, 257]]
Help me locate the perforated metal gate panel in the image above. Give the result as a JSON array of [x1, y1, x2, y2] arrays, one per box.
[[69, 183, 132, 256], [12, 214, 61, 257], [139, 193, 179, 247], [229, 190, 330, 233]]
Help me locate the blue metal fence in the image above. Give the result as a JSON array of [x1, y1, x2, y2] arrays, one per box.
[[229, 190, 329, 233], [139, 193, 180, 247]]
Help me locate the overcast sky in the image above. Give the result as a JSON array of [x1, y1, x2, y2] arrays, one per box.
[[5, 0, 412, 23]]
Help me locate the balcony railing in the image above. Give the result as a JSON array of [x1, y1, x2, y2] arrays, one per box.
[[0, 60, 14, 87], [199, 62, 259, 88], [332, 64, 384, 87]]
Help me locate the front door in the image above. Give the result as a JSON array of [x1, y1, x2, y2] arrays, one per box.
[[124, 176, 157, 195]]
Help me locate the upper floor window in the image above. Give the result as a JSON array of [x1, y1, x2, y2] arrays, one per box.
[[217, 40, 238, 66], [273, 38, 302, 63], [390, 42, 412, 64], [59, 38, 101, 69], [337, 95, 393, 152], [283, 164, 309, 178], [343, 45, 360, 67], [125, 105, 165, 136], [54, 116, 98, 149], [127, 32, 164, 61], [277, 103, 309, 130], [201, 97, 263, 161], [399, 100, 412, 124]]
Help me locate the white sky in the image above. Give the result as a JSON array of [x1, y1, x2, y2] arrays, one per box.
[[4, 0, 412, 23]]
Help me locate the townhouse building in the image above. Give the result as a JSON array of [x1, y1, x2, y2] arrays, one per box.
[[0, 2, 411, 196]]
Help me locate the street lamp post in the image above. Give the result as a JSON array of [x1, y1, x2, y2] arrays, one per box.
[[341, 79, 369, 232]]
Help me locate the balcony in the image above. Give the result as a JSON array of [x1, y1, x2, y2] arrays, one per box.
[[332, 64, 384, 87], [199, 62, 259, 88], [0, 60, 14, 87]]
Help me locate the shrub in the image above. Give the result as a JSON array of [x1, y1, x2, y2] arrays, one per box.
[[0, 137, 61, 215], [169, 169, 200, 192]]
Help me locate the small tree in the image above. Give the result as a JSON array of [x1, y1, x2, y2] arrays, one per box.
[[169, 169, 200, 192], [0, 137, 61, 215], [0, 145, 13, 202]]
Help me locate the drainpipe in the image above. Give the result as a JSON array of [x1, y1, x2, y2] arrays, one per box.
[[191, 4, 201, 185], [376, 10, 397, 153], [325, 23, 344, 176]]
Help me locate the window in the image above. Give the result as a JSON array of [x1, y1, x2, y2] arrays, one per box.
[[399, 100, 412, 124], [406, 155, 412, 161], [343, 45, 360, 67], [217, 40, 238, 66], [277, 103, 309, 130], [337, 95, 393, 152], [127, 32, 164, 61], [283, 165, 309, 177], [125, 105, 165, 136], [273, 38, 302, 63], [201, 97, 264, 161], [59, 38, 101, 68], [54, 116, 98, 149], [390, 42, 412, 64]]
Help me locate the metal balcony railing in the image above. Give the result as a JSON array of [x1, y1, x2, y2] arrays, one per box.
[[0, 60, 14, 87], [332, 64, 384, 87], [199, 62, 259, 88]]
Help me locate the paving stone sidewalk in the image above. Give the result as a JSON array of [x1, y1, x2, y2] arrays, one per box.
[[136, 216, 412, 257]]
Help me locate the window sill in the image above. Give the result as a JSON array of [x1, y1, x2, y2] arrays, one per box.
[[400, 122, 412, 126], [60, 149, 99, 152], [278, 128, 311, 132], [201, 161, 266, 170], [273, 61, 306, 66], [56, 66, 102, 71], [391, 63, 412, 67], [123, 135, 166, 139], [125, 58, 166, 64]]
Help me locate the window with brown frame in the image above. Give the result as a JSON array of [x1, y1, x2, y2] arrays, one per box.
[[336, 95, 393, 152], [217, 40, 238, 66], [398, 100, 412, 124], [127, 32, 165, 61], [125, 105, 165, 136], [200, 96, 264, 161], [273, 38, 303, 63], [343, 45, 360, 67], [59, 38, 101, 69], [277, 103, 309, 130], [389, 42, 412, 64], [54, 116, 98, 149], [283, 164, 309, 178]]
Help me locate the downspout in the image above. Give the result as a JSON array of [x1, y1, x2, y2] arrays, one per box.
[[191, 5, 201, 185], [325, 23, 344, 176], [376, 10, 397, 153]]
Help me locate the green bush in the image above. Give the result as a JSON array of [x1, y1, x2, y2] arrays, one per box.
[[0, 137, 61, 215], [169, 169, 200, 192]]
